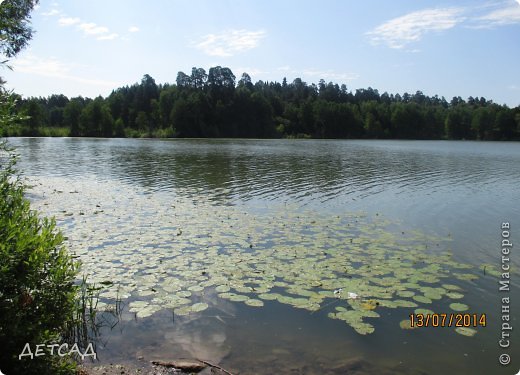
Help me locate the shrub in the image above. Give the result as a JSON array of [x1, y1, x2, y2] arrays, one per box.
[[0, 140, 79, 374]]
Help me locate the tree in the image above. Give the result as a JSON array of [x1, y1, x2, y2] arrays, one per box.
[[0, 0, 38, 86], [238, 72, 253, 91], [79, 97, 113, 137], [23, 99, 45, 135], [494, 107, 516, 140], [176, 71, 192, 88], [207, 66, 235, 102], [191, 67, 207, 89], [471, 106, 495, 140], [63, 98, 83, 136], [0, 0, 38, 57], [445, 105, 472, 139], [170, 93, 209, 137]]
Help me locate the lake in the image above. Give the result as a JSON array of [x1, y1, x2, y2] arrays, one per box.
[[8, 137, 520, 374]]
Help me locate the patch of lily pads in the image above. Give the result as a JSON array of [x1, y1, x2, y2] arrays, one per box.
[[28, 176, 482, 336]]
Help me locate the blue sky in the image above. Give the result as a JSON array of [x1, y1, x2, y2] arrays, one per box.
[[3, 0, 520, 107]]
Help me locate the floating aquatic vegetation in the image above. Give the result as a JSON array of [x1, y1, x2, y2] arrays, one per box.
[[191, 302, 209, 312], [244, 299, 264, 307], [455, 327, 477, 337], [412, 295, 432, 304], [442, 284, 462, 291], [446, 292, 464, 300], [27, 176, 480, 336], [479, 264, 502, 278], [414, 308, 434, 315], [399, 320, 416, 330], [449, 303, 469, 312]]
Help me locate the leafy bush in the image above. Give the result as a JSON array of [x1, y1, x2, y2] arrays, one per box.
[[0, 140, 79, 374]]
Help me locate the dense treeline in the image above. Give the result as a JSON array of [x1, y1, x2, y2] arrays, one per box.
[[4, 66, 520, 140]]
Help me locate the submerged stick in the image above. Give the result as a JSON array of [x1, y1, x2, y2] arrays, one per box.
[[199, 359, 235, 375]]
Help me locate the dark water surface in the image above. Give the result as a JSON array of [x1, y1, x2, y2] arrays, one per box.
[[8, 137, 520, 374]]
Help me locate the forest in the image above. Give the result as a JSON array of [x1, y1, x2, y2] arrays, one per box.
[[3, 66, 520, 140]]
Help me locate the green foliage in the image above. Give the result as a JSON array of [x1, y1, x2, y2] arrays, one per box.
[[0, 0, 38, 58], [78, 97, 113, 137], [7, 68, 520, 141], [0, 0, 39, 87], [0, 140, 79, 374], [0, 90, 28, 133]]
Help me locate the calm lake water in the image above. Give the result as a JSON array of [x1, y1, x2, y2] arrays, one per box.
[[8, 137, 520, 374]]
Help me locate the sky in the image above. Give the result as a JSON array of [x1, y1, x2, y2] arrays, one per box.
[[2, 0, 520, 107]]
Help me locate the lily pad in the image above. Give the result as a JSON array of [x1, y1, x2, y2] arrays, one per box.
[[455, 327, 477, 337], [446, 292, 464, 299], [191, 302, 209, 312], [449, 303, 469, 312], [414, 308, 434, 315], [245, 299, 264, 307], [413, 295, 432, 304], [28, 176, 479, 336], [399, 319, 415, 330]]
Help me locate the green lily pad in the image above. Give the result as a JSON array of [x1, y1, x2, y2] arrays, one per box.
[[29, 176, 478, 336], [191, 302, 209, 312], [446, 292, 464, 299], [396, 290, 415, 298], [455, 327, 477, 337], [245, 299, 264, 307], [215, 285, 230, 293], [449, 303, 469, 312], [399, 319, 415, 330], [414, 308, 435, 315], [413, 295, 433, 304]]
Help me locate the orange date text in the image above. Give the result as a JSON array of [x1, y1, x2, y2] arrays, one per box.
[[409, 313, 487, 328]]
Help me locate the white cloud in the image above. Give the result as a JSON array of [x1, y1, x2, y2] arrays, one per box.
[[42, 9, 60, 16], [58, 17, 81, 26], [367, 8, 465, 49], [477, 3, 520, 26], [79, 22, 110, 36], [12, 54, 120, 88], [128, 26, 140, 33], [194, 29, 266, 57], [57, 13, 118, 40]]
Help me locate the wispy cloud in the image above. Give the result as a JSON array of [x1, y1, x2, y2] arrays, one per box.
[[367, 7, 465, 49], [56, 14, 120, 41], [128, 26, 140, 33], [368, 2, 520, 49], [42, 9, 60, 16], [194, 29, 266, 57], [58, 16, 80, 26], [12, 54, 120, 88], [476, 2, 520, 27], [78, 22, 109, 36]]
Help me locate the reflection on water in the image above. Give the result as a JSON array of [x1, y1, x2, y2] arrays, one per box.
[[15, 138, 520, 205], [8, 137, 520, 375]]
